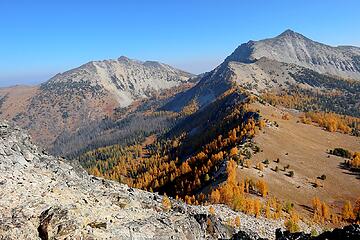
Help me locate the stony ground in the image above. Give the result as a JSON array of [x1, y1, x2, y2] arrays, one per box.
[[0, 121, 320, 240]]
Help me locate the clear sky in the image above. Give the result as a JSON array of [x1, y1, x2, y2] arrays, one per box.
[[1, 0, 359, 87]]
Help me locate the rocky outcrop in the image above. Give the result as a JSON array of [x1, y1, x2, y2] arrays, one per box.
[[0, 121, 288, 239], [0, 121, 203, 239]]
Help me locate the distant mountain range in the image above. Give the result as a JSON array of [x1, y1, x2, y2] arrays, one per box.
[[165, 30, 360, 112], [1, 29, 359, 155]]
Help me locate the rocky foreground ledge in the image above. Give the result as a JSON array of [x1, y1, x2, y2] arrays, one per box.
[[0, 121, 268, 239], [0, 121, 359, 240]]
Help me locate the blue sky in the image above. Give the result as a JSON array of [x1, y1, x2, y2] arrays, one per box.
[[1, 0, 359, 87]]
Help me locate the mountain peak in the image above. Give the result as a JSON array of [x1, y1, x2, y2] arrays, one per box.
[[225, 30, 360, 80], [277, 29, 304, 38], [117, 55, 132, 62], [45, 55, 194, 109]]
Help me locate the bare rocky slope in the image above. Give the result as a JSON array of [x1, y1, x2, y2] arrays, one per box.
[[46, 56, 192, 108], [164, 57, 305, 111], [0, 121, 292, 240], [0, 57, 193, 150], [165, 30, 360, 113], [226, 29, 360, 80]]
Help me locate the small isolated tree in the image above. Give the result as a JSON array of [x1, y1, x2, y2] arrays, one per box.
[[256, 179, 268, 197], [311, 229, 318, 237], [312, 197, 322, 221], [265, 202, 271, 219], [342, 200, 355, 221], [244, 159, 252, 168], [254, 199, 262, 218], [89, 166, 102, 177], [275, 202, 283, 219], [319, 174, 327, 180], [282, 114, 290, 120], [204, 174, 210, 182], [259, 119, 266, 129], [321, 202, 330, 222], [331, 148, 352, 158], [234, 216, 241, 227], [162, 194, 171, 211], [352, 153, 360, 169], [257, 162, 264, 171], [210, 189, 221, 203], [227, 159, 237, 185], [230, 147, 238, 157], [284, 210, 300, 233], [262, 159, 270, 165], [284, 201, 294, 214], [354, 198, 360, 223], [209, 206, 215, 215]]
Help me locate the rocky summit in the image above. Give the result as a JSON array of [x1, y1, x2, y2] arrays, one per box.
[[226, 29, 360, 80], [0, 56, 193, 151], [45, 56, 193, 107]]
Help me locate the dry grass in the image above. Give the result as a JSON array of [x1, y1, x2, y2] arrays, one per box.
[[237, 102, 360, 216], [0, 85, 38, 119]]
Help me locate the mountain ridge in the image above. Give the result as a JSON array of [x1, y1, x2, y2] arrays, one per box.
[[0, 56, 194, 150], [45, 56, 193, 107], [226, 29, 360, 79], [165, 30, 360, 113]]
